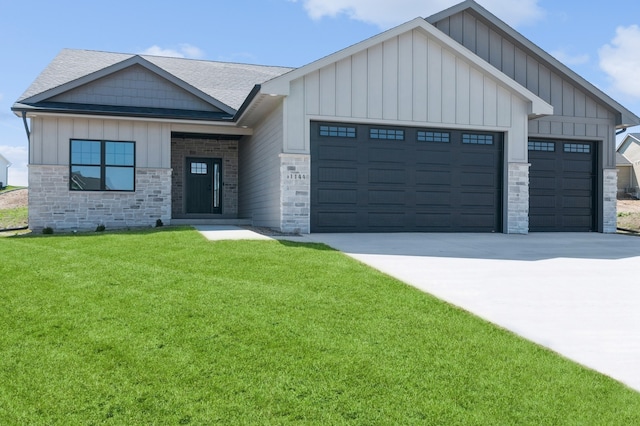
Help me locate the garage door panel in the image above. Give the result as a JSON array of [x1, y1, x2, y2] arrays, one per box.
[[415, 151, 452, 166], [562, 196, 592, 209], [368, 169, 406, 184], [460, 171, 496, 187], [318, 167, 358, 183], [368, 148, 406, 163], [564, 159, 593, 173], [529, 140, 595, 232], [415, 191, 451, 206], [317, 188, 357, 204], [460, 191, 498, 207], [367, 212, 406, 228], [563, 176, 594, 191], [415, 170, 452, 185], [530, 195, 557, 208], [459, 212, 498, 229], [368, 190, 407, 205], [460, 151, 498, 167], [311, 122, 502, 232], [316, 212, 358, 228], [415, 213, 452, 228], [317, 145, 358, 161]]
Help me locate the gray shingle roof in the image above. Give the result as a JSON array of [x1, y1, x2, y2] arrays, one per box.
[[17, 49, 294, 112]]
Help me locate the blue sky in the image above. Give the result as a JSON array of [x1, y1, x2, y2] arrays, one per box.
[[1, 0, 640, 186]]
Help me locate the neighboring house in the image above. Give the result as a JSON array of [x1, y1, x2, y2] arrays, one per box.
[[11, 0, 640, 234], [0, 154, 10, 188], [617, 133, 640, 198]]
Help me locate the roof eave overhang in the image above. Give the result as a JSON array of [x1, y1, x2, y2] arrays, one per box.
[[11, 103, 247, 128]]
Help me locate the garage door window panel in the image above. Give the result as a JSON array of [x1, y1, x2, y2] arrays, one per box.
[[319, 125, 356, 138], [417, 131, 450, 143], [370, 128, 405, 140], [462, 134, 494, 145]]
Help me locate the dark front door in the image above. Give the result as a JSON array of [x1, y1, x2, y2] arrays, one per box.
[[186, 157, 222, 214]]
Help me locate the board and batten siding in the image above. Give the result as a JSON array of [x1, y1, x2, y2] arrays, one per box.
[[282, 28, 532, 163], [238, 102, 284, 228], [30, 116, 171, 168], [432, 11, 618, 168], [49, 65, 220, 113]]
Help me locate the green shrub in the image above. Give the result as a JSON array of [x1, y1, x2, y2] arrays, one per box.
[[42, 227, 53, 235], [95, 224, 106, 232]]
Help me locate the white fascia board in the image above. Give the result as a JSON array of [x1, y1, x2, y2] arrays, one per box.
[[261, 17, 553, 117], [18, 110, 249, 131]]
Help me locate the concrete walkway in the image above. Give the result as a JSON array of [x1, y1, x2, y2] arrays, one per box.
[[302, 232, 640, 393], [196, 227, 640, 392]]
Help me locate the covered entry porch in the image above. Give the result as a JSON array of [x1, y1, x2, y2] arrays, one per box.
[[170, 131, 247, 225]]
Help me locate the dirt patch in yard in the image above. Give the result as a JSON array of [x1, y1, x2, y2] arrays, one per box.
[[0, 188, 28, 210], [617, 200, 640, 233]]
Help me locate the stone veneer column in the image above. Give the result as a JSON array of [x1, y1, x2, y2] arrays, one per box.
[[603, 168, 617, 233], [279, 154, 310, 234], [28, 165, 172, 231], [507, 162, 530, 234]]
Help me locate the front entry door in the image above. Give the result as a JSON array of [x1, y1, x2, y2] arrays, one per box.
[[186, 157, 222, 214]]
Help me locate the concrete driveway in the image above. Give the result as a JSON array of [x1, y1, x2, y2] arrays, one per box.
[[303, 232, 640, 392]]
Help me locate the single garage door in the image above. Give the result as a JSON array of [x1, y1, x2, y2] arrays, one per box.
[[310, 122, 503, 232], [528, 140, 596, 232]]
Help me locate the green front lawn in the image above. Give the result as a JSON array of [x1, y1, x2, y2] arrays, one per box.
[[1, 228, 639, 424]]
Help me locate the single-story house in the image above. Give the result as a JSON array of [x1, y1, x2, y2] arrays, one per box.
[[0, 153, 10, 188], [617, 133, 640, 198], [12, 0, 640, 233]]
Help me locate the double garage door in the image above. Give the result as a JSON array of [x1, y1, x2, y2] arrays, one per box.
[[310, 122, 503, 233], [310, 122, 598, 233]]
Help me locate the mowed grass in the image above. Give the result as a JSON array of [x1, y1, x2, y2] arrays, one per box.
[[0, 206, 28, 230], [1, 228, 639, 424]]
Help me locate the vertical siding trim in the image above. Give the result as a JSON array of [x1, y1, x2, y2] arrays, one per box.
[[382, 37, 399, 120], [351, 50, 368, 118]]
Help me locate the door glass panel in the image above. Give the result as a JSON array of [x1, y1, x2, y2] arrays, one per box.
[[213, 163, 220, 208], [191, 162, 208, 174]]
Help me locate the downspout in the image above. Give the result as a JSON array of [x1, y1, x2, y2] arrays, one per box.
[[616, 127, 627, 136], [21, 111, 30, 139]]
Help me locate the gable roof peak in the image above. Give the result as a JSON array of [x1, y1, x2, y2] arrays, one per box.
[[426, 0, 640, 128]]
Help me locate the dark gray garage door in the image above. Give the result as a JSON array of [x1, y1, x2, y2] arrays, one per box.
[[310, 122, 503, 232], [528, 140, 596, 232]]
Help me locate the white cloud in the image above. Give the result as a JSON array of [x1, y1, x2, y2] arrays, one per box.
[[140, 43, 205, 59], [551, 50, 590, 66], [599, 25, 640, 99], [0, 145, 28, 187], [290, 0, 544, 28]]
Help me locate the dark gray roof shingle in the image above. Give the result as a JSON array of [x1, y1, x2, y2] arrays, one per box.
[[18, 49, 294, 112]]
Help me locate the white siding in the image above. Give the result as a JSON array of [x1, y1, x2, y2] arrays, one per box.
[[30, 116, 171, 168], [282, 28, 529, 162], [238, 103, 284, 228]]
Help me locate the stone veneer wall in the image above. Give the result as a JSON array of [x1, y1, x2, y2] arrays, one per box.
[[171, 137, 238, 217], [279, 154, 310, 233], [507, 162, 530, 234], [28, 165, 171, 231], [603, 168, 617, 233]]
